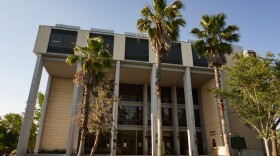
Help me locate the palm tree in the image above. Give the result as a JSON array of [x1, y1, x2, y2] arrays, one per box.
[[66, 37, 112, 156], [137, 0, 185, 155], [190, 13, 240, 156]]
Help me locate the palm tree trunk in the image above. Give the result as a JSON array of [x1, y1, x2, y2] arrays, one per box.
[[263, 138, 271, 156], [155, 51, 163, 156], [77, 84, 91, 156], [213, 66, 231, 156], [89, 130, 100, 156]]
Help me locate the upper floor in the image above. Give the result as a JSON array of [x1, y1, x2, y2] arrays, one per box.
[[33, 24, 243, 68]]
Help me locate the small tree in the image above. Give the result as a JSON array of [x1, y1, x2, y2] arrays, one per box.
[[75, 80, 116, 156], [215, 52, 280, 156]]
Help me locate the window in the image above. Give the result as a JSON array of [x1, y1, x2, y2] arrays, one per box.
[[84, 132, 111, 154], [178, 109, 187, 127], [162, 108, 172, 126], [162, 43, 182, 65], [118, 106, 143, 125], [196, 132, 204, 155], [117, 130, 143, 155], [192, 45, 208, 67], [194, 109, 201, 127], [125, 37, 149, 61], [90, 33, 114, 54], [163, 132, 174, 155], [177, 87, 185, 104], [47, 29, 77, 54], [161, 87, 171, 103], [119, 84, 143, 102], [192, 89, 199, 105], [179, 132, 188, 155]]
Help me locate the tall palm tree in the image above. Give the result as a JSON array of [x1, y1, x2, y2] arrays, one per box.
[[66, 37, 112, 156], [137, 0, 185, 155], [191, 13, 240, 156]]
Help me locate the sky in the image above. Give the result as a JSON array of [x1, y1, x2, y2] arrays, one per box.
[[0, 0, 279, 116]]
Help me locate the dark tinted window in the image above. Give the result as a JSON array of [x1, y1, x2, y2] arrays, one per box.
[[178, 109, 187, 127], [161, 87, 171, 103], [125, 37, 149, 61], [85, 133, 111, 154], [119, 84, 143, 102], [162, 43, 182, 65], [196, 132, 204, 155], [192, 89, 199, 105], [179, 132, 188, 155], [177, 87, 185, 104], [194, 109, 201, 127], [118, 106, 143, 125], [47, 29, 77, 54], [192, 45, 208, 67], [117, 131, 143, 155], [162, 108, 172, 126], [90, 33, 114, 54]]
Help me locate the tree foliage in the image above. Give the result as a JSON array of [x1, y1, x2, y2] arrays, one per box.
[[75, 79, 116, 156], [0, 92, 44, 155], [0, 113, 23, 155], [215, 52, 280, 156]]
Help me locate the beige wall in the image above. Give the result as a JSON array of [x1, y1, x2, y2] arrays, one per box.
[[74, 30, 89, 56], [200, 78, 223, 155], [228, 107, 263, 152], [41, 78, 74, 150], [113, 34, 125, 60], [182, 42, 193, 67], [33, 25, 51, 54]]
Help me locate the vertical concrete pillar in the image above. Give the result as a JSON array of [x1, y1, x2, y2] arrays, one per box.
[[66, 62, 82, 155], [183, 67, 198, 156], [34, 75, 52, 153], [143, 83, 148, 155], [72, 89, 83, 153], [171, 85, 180, 155], [111, 61, 120, 156], [150, 64, 157, 156], [17, 54, 43, 156]]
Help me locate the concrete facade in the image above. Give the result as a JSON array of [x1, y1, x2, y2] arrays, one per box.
[[17, 24, 264, 156]]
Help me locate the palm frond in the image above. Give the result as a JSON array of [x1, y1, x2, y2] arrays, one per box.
[[153, 0, 166, 16], [141, 5, 154, 18], [66, 54, 79, 65]]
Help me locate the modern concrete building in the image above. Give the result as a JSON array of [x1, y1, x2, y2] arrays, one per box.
[[17, 24, 264, 156]]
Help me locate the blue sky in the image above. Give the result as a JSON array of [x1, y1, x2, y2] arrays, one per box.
[[0, 0, 279, 116]]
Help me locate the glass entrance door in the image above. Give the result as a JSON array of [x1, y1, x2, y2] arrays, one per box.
[[117, 130, 143, 155]]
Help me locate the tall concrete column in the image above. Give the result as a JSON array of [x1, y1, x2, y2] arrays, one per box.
[[72, 88, 83, 153], [171, 85, 180, 155], [143, 83, 148, 155], [34, 75, 52, 153], [150, 64, 157, 156], [17, 54, 43, 156], [183, 67, 198, 156], [111, 61, 120, 156], [66, 62, 82, 155]]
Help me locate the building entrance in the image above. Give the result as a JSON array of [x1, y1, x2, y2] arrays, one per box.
[[117, 130, 143, 155]]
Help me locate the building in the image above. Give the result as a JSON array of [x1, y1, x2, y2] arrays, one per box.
[[17, 24, 264, 156]]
